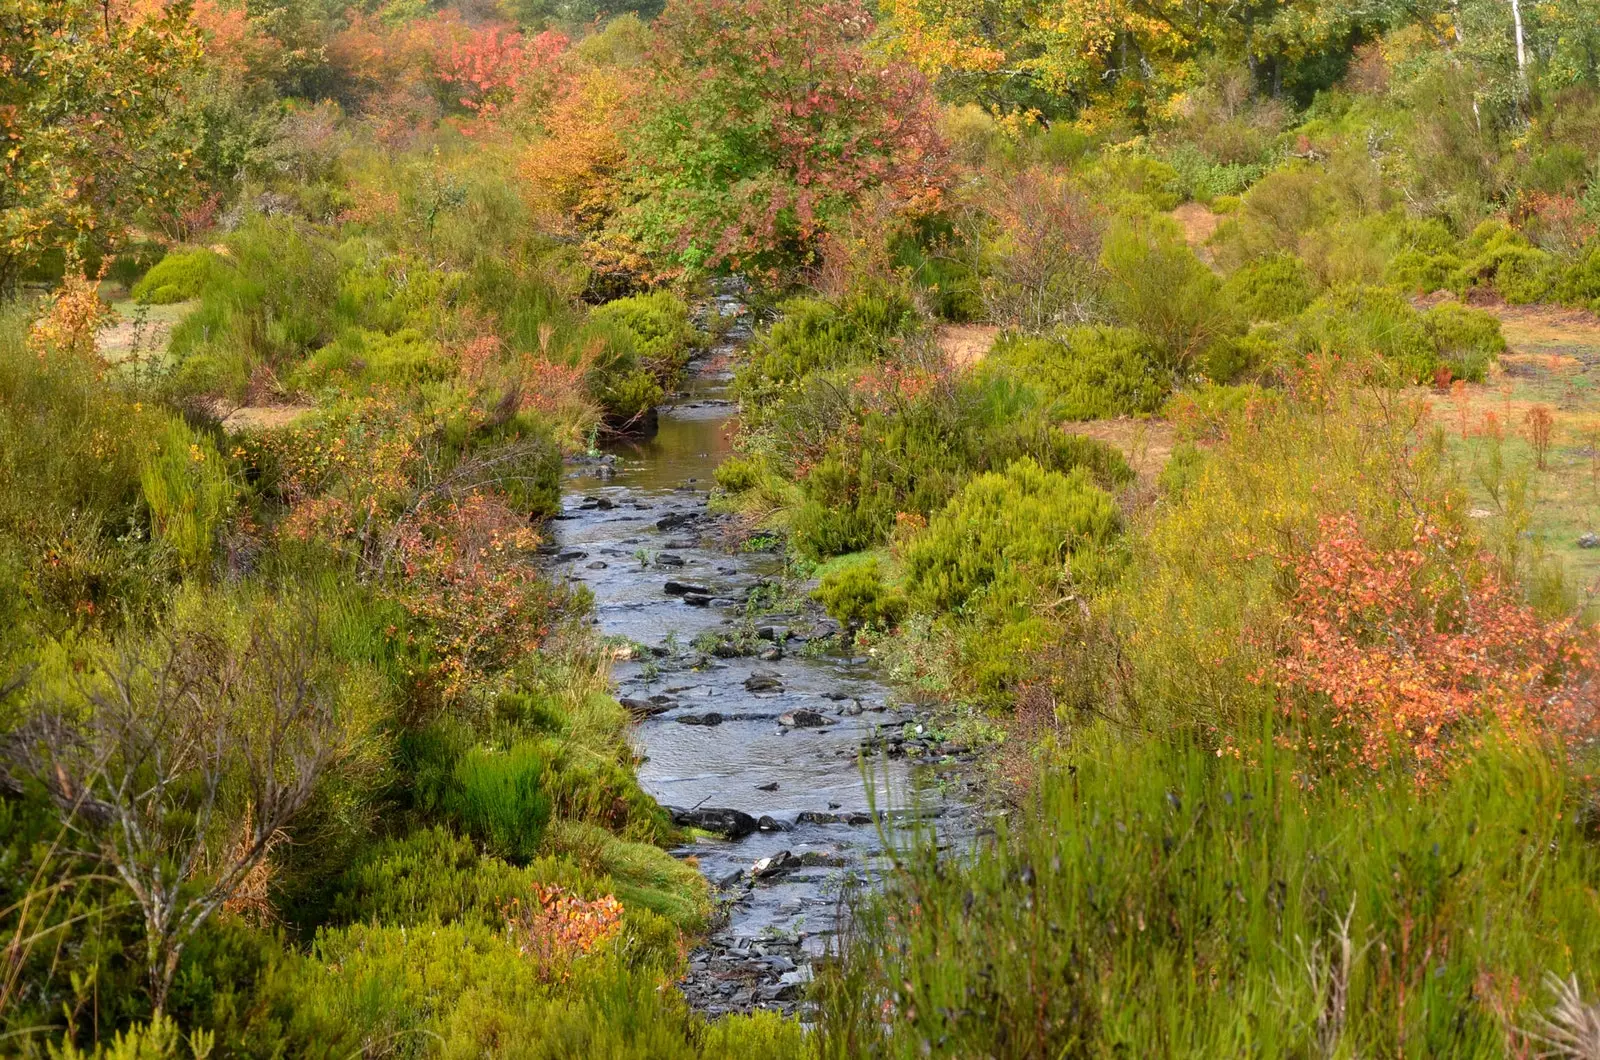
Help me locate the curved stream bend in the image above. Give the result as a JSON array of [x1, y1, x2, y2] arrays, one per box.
[[550, 290, 974, 1016]]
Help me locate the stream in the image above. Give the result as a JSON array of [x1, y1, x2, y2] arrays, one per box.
[[549, 287, 976, 1017]]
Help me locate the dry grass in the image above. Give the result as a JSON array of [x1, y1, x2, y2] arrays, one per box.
[[1171, 203, 1222, 266]]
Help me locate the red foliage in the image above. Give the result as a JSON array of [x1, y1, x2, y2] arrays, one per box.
[[503, 885, 625, 981], [1270, 513, 1598, 779], [390, 493, 558, 697]]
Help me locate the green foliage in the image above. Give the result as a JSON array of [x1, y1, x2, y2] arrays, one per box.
[[713, 454, 763, 494], [1382, 247, 1463, 294], [812, 556, 908, 629], [787, 381, 1132, 560], [983, 327, 1172, 420], [817, 728, 1600, 1058], [1101, 212, 1236, 372], [1291, 285, 1462, 382], [1091, 154, 1185, 212], [1220, 253, 1315, 322], [736, 290, 916, 413], [447, 741, 554, 864], [903, 457, 1120, 614], [291, 327, 450, 393], [131, 248, 224, 305], [139, 415, 232, 574], [1555, 242, 1600, 309], [587, 291, 697, 375], [1421, 301, 1506, 382], [1453, 220, 1558, 304]]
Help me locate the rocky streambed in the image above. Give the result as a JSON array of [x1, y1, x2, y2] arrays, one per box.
[[549, 294, 976, 1017]]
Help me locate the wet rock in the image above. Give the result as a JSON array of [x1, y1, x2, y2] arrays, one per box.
[[796, 851, 850, 868], [757, 815, 791, 833], [796, 810, 839, 824], [682, 593, 714, 606], [619, 696, 669, 717], [670, 806, 758, 838], [838, 701, 864, 716], [744, 673, 784, 693], [663, 581, 711, 596], [779, 709, 828, 728], [556, 549, 587, 561], [755, 781, 779, 792], [758, 647, 783, 661], [656, 512, 695, 531], [586, 561, 608, 570], [755, 626, 787, 642], [711, 641, 744, 659], [663, 538, 697, 549], [751, 851, 793, 878], [656, 553, 687, 567], [676, 712, 724, 726]]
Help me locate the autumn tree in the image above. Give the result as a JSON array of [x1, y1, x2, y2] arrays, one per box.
[[0, 0, 202, 290], [617, 0, 949, 275]]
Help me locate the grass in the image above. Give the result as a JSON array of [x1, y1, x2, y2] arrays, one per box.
[[816, 723, 1600, 1058]]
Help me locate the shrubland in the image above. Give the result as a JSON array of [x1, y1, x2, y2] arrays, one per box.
[[5, 0, 1600, 1052]]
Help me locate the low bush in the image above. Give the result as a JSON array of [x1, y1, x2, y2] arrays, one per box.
[[1220, 253, 1316, 321], [1101, 212, 1237, 372], [983, 328, 1171, 420], [1382, 246, 1463, 294], [812, 556, 908, 629], [447, 741, 554, 864], [735, 289, 916, 414], [587, 291, 698, 377], [131, 248, 225, 304], [1555, 242, 1600, 309], [1421, 301, 1505, 381], [713, 454, 763, 494], [291, 328, 451, 393], [1452, 220, 1558, 303], [904, 458, 1120, 614], [1291, 285, 1447, 382], [139, 415, 233, 574]]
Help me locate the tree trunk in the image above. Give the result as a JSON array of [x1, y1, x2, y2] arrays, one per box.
[[1509, 0, 1528, 95]]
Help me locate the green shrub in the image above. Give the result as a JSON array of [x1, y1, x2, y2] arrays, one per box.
[[1221, 254, 1315, 322], [983, 328, 1172, 420], [736, 289, 916, 413], [1093, 154, 1185, 211], [139, 416, 233, 574], [904, 458, 1120, 614], [1292, 285, 1440, 383], [1101, 212, 1236, 372], [131, 248, 224, 304], [812, 557, 908, 629], [447, 741, 553, 864], [1383, 247, 1463, 294], [1555, 242, 1600, 309], [1524, 142, 1591, 195], [788, 386, 1131, 560], [1421, 302, 1505, 382], [1199, 325, 1282, 384], [713, 454, 762, 494], [291, 328, 450, 393], [588, 291, 697, 375], [1453, 220, 1557, 303]]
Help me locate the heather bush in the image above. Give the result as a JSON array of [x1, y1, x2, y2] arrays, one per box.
[[291, 327, 451, 393], [735, 289, 917, 414], [1453, 220, 1558, 303], [1291, 285, 1447, 382], [586, 290, 697, 375], [904, 458, 1120, 614], [812, 556, 908, 630], [982, 327, 1171, 420], [131, 248, 225, 304], [1420, 301, 1505, 381], [1101, 212, 1237, 372], [1220, 253, 1316, 321]]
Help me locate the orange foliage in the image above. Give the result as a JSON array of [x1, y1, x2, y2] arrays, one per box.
[[518, 65, 635, 234], [504, 885, 625, 981], [1270, 513, 1598, 781], [28, 260, 111, 361]]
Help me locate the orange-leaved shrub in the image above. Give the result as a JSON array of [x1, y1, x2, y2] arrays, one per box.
[[504, 885, 625, 982], [1270, 512, 1598, 780]]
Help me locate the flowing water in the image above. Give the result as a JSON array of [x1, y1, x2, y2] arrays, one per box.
[[549, 288, 975, 1016]]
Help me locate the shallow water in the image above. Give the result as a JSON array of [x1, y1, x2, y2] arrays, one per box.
[[549, 291, 971, 1014]]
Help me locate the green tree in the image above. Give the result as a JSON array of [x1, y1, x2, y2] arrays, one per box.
[[616, 0, 949, 275], [0, 0, 202, 290]]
